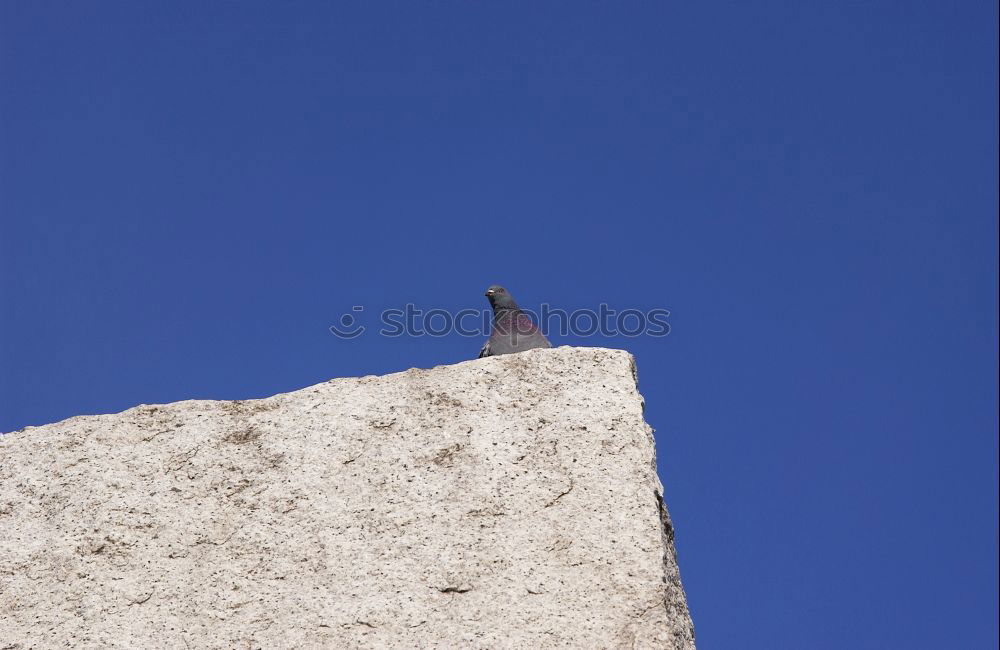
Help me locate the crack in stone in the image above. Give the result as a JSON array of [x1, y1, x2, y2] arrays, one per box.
[[544, 479, 574, 508]]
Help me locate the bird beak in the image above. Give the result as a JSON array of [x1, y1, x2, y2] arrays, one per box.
[[485, 289, 495, 297]]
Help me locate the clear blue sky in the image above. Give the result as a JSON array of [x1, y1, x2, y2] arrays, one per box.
[[1, 2, 996, 647]]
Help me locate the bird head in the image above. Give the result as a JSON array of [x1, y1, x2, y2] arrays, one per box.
[[485, 285, 519, 310]]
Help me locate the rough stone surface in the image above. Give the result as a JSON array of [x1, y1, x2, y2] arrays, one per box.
[[0, 347, 694, 649]]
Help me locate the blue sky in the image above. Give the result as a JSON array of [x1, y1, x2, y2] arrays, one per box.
[[1, 2, 996, 647]]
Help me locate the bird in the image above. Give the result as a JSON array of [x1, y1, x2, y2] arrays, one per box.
[[478, 285, 552, 358]]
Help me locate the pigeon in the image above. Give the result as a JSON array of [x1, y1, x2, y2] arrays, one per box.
[[478, 285, 552, 358]]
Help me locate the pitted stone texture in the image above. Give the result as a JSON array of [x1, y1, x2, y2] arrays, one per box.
[[0, 347, 694, 649]]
